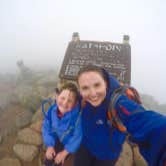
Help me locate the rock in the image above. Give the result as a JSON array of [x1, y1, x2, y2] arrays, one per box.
[[115, 142, 133, 166], [31, 109, 43, 123], [133, 146, 147, 166], [13, 85, 42, 112], [17, 128, 42, 145], [31, 93, 55, 123], [30, 120, 43, 133], [0, 136, 1, 143], [0, 85, 12, 110], [13, 143, 38, 162], [15, 110, 33, 128], [36, 86, 48, 97], [0, 158, 21, 166]]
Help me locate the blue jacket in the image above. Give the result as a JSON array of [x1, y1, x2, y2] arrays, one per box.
[[42, 103, 82, 153], [81, 70, 126, 160], [115, 95, 166, 166]]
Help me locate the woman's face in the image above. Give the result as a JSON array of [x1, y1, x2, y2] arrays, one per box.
[[78, 71, 107, 107]]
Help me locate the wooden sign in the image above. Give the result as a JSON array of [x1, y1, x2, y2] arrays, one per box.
[[59, 39, 131, 84]]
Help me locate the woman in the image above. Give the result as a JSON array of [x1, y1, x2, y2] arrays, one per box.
[[74, 66, 126, 166], [74, 65, 166, 166]]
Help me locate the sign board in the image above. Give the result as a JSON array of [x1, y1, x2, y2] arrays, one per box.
[[59, 40, 131, 84]]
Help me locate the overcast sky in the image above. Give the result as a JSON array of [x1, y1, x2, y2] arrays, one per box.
[[0, 0, 166, 104]]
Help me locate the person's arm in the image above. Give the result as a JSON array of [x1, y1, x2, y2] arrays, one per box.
[[64, 111, 82, 154], [115, 95, 166, 166], [42, 106, 58, 147], [115, 95, 166, 137]]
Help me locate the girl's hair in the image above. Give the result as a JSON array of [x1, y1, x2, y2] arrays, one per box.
[[56, 82, 79, 101], [77, 65, 108, 83]]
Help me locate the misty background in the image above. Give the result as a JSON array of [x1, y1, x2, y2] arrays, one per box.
[[0, 0, 166, 104]]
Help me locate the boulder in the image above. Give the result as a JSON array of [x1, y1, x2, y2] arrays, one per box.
[[133, 146, 147, 166], [31, 109, 43, 123], [30, 120, 43, 133], [15, 110, 33, 128], [0, 158, 21, 166], [13, 144, 38, 162], [115, 142, 133, 166], [0, 134, 2, 144], [17, 128, 42, 146], [115, 142, 147, 166]]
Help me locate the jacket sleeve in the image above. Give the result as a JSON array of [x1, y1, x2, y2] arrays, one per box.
[[42, 105, 58, 147], [115, 95, 166, 137], [115, 95, 166, 166], [64, 109, 82, 153]]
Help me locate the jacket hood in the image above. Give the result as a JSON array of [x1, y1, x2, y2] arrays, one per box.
[[101, 68, 120, 99]]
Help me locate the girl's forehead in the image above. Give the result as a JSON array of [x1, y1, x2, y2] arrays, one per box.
[[60, 89, 75, 96]]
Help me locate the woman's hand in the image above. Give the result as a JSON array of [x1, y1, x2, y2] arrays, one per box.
[[46, 146, 56, 160], [54, 149, 69, 164]]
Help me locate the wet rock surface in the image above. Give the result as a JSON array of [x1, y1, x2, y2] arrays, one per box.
[[0, 158, 21, 166], [13, 144, 39, 162], [15, 111, 33, 129], [17, 128, 42, 146]]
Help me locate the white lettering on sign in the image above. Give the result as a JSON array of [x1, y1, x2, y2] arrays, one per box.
[[75, 42, 121, 52]]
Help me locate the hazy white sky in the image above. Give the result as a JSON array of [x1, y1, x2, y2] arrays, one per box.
[[0, 0, 166, 104]]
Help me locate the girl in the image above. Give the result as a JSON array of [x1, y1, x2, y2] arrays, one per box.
[[42, 82, 82, 166]]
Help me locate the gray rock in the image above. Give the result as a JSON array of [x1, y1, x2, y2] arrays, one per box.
[[31, 109, 43, 123], [17, 128, 42, 145], [0, 135, 2, 144], [36, 86, 48, 97], [15, 110, 33, 128], [115, 142, 133, 166], [115, 142, 147, 166], [0, 88, 12, 109], [30, 120, 43, 133], [13, 85, 33, 103], [13, 143, 38, 162], [0, 158, 21, 166]]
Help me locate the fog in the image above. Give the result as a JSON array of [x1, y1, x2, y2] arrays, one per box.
[[0, 0, 166, 104]]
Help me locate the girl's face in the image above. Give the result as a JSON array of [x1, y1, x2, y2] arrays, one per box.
[[78, 71, 107, 107], [57, 89, 76, 114]]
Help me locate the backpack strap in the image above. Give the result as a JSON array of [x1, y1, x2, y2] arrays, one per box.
[[41, 98, 54, 120], [107, 85, 142, 133], [108, 86, 149, 165]]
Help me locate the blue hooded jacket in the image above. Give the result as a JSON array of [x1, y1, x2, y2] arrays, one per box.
[[42, 103, 82, 153], [115, 94, 166, 166], [81, 69, 126, 160]]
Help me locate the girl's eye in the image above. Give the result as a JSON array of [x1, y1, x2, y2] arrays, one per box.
[[68, 99, 73, 103], [60, 96, 65, 100]]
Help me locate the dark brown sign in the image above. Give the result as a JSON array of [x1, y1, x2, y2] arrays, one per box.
[[59, 40, 131, 84]]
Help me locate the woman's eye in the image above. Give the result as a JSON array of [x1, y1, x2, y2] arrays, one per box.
[[82, 86, 88, 91], [94, 83, 100, 88]]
